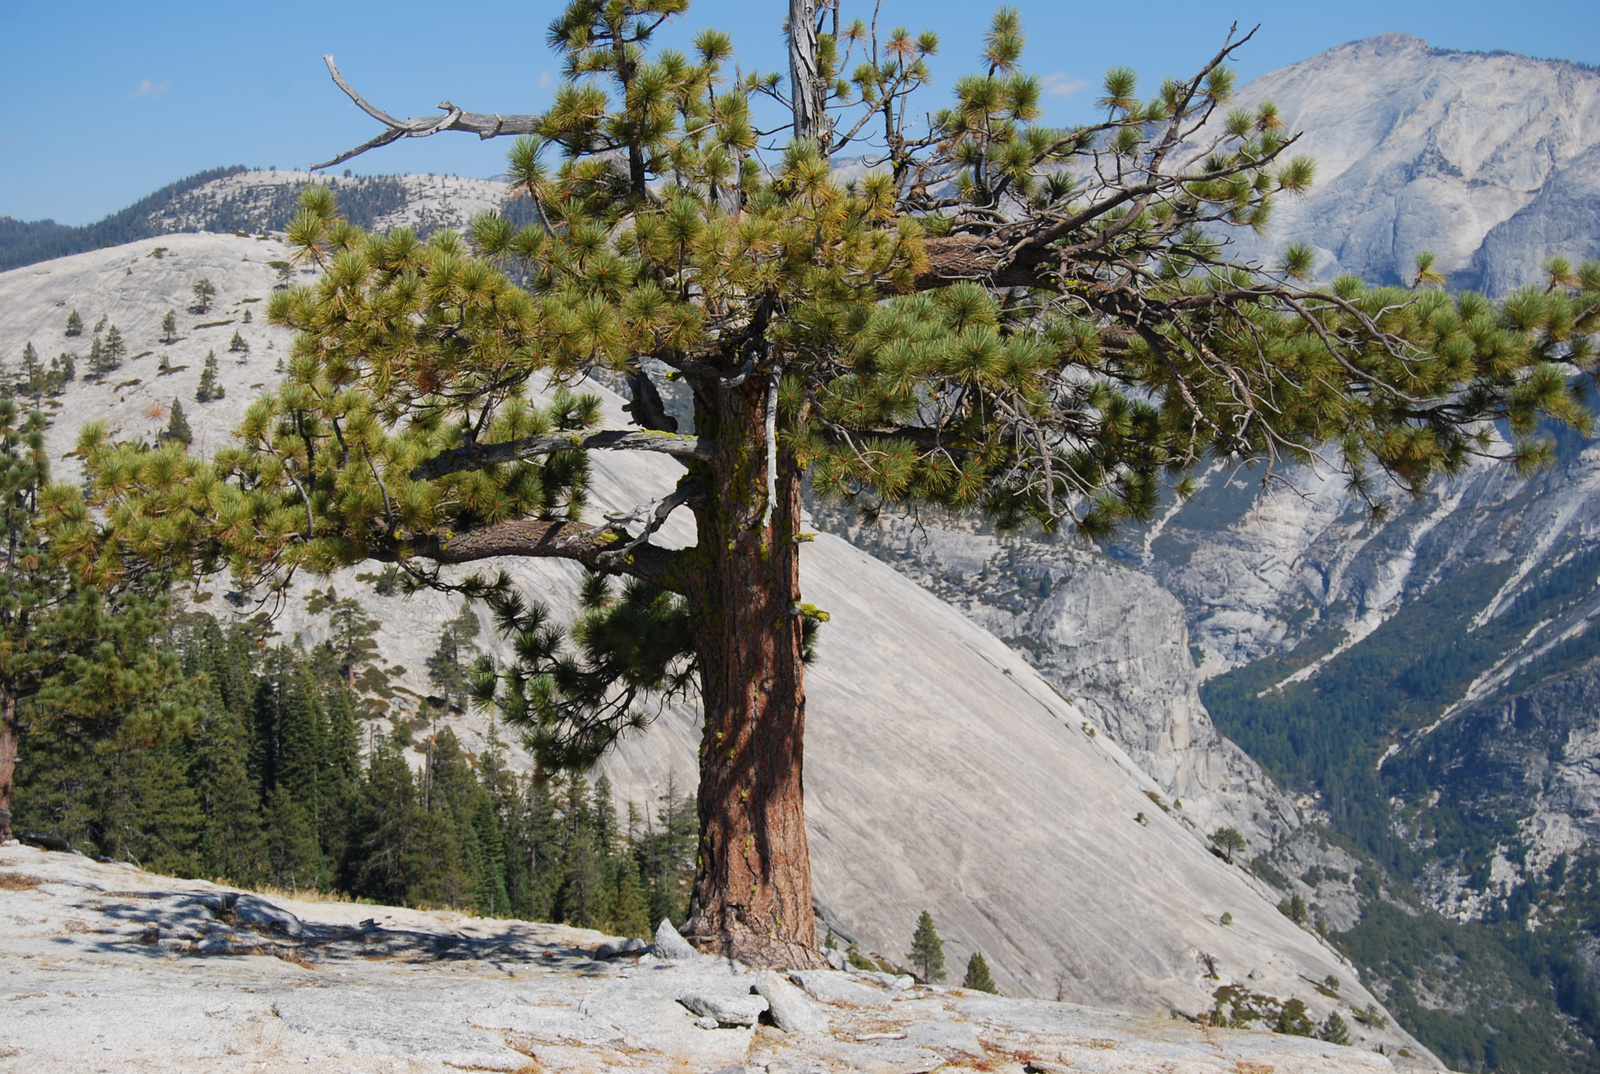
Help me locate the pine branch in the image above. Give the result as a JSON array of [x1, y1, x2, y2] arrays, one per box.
[[410, 429, 714, 482], [312, 56, 542, 171]]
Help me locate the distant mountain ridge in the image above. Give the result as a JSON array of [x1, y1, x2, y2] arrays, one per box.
[[0, 169, 540, 273], [1225, 33, 1600, 294]]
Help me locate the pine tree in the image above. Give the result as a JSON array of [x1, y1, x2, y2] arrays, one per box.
[[102, 325, 126, 368], [188, 679, 267, 886], [264, 782, 323, 891], [306, 586, 382, 690], [1210, 827, 1247, 865], [94, 741, 204, 877], [50, 353, 75, 390], [425, 600, 480, 710], [84, 0, 1600, 964], [229, 330, 249, 355], [64, 310, 83, 337], [19, 343, 45, 398], [350, 729, 420, 905], [161, 400, 192, 447], [963, 951, 997, 993], [86, 336, 111, 379], [1319, 1011, 1352, 1046], [0, 400, 200, 842], [910, 911, 946, 982], [191, 278, 216, 313], [195, 350, 223, 402], [161, 310, 177, 344]]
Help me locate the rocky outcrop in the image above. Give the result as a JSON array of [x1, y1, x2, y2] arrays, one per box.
[[0, 843, 1437, 1071]]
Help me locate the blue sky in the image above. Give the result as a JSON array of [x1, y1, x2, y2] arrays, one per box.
[[4, 0, 1597, 226]]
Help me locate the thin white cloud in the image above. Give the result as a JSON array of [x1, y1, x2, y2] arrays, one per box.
[[538, 70, 553, 89], [1041, 73, 1091, 101], [130, 79, 170, 101]]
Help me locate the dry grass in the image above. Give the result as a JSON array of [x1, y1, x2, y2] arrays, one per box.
[[0, 871, 44, 891]]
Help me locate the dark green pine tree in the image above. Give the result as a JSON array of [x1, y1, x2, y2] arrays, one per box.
[[195, 350, 223, 402], [160, 310, 177, 345], [229, 330, 249, 355], [94, 742, 203, 877], [470, 794, 510, 917], [264, 781, 322, 891], [20, 343, 45, 399], [189, 697, 268, 887], [522, 769, 565, 922], [49, 353, 75, 391], [557, 774, 602, 928], [350, 729, 420, 905], [86, 336, 110, 380], [161, 400, 192, 447], [306, 586, 380, 690], [963, 951, 998, 993], [425, 599, 480, 711], [64, 309, 83, 337], [910, 910, 946, 983], [635, 774, 697, 928], [479, 722, 525, 917], [102, 325, 126, 368], [191, 278, 216, 313]]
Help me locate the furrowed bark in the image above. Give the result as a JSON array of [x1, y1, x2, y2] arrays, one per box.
[[679, 377, 827, 968], [410, 428, 712, 481], [401, 518, 686, 593], [0, 686, 17, 844]]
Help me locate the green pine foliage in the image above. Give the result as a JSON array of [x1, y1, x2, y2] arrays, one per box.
[[195, 350, 223, 402], [161, 310, 177, 344], [963, 951, 998, 993], [161, 400, 192, 447], [64, 310, 83, 337], [191, 278, 216, 314], [910, 910, 946, 982]]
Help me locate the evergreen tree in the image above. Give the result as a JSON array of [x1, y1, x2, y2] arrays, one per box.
[[1210, 827, 1247, 865], [425, 600, 480, 710], [243, 308, 253, 324], [188, 686, 267, 886], [963, 951, 997, 993], [557, 774, 602, 927], [161, 310, 177, 344], [195, 350, 223, 402], [0, 400, 199, 842], [306, 586, 380, 689], [161, 400, 192, 447], [50, 353, 76, 390], [1319, 1011, 1352, 1046], [84, 0, 1600, 964], [350, 729, 420, 905], [94, 741, 203, 877], [64, 309, 82, 337], [264, 782, 323, 891], [191, 278, 216, 313], [102, 325, 126, 368], [19, 343, 46, 399], [86, 336, 111, 379], [910, 910, 946, 982], [229, 330, 249, 355]]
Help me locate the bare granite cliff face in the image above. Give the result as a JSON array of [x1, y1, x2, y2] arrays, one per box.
[[816, 510, 1301, 855], [1222, 33, 1600, 294]]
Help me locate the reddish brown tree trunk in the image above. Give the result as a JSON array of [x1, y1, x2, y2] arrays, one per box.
[[0, 686, 17, 843], [679, 377, 827, 968]]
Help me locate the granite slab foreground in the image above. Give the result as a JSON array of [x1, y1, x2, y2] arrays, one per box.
[[0, 844, 1405, 1073]]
